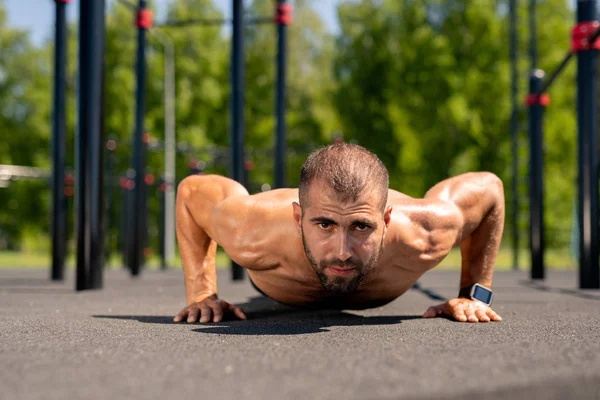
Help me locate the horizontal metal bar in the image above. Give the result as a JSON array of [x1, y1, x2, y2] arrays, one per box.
[[0, 165, 50, 179], [156, 18, 230, 27]]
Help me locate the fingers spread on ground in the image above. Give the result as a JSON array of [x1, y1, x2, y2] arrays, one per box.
[[210, 304, 224, 323], [422, 306, 438, 318], [232, 306, 247, 320], [200, 305, 213, 323], [450, 303, 467, 322], [186, 308, 199, 323], [475, 308, 490, 322], [173, 310, 186, 323], [489, 310, 503, 321], [463, 304, 478, 322]]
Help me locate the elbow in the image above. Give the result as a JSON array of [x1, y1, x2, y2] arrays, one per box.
[[480, 172, 504, 205], [490, 174, 505, 206], [176, 175, 197, 205]]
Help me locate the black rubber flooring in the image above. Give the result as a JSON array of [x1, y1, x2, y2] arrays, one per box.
[[1, 268, 600, 400]]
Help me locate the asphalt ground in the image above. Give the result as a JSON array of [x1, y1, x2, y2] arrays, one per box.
[[1, 267, 600, 400]]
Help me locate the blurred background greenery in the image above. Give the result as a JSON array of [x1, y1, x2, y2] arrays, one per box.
[[0, 0, 586, 270]]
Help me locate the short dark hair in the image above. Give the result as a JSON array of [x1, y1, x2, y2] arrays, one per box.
[[299, 143, 389, 211]]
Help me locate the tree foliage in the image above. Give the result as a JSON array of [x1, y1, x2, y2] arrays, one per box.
[[0, 0, 584, 254]]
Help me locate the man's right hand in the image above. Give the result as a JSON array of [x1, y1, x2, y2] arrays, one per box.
[[173, 295, 247, 323]]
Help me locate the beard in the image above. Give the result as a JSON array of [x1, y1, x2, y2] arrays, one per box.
[[301, 229, 383, 295]]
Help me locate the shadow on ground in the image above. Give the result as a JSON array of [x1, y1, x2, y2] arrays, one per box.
[[94, 296, 422, 335]]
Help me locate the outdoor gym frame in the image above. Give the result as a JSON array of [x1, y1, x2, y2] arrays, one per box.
[[50, 0, 291, 290], [525, 0, 599, 289], [49, 0, 599, 291]]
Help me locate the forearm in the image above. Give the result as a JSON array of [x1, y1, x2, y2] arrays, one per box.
[[458, 177, 505, 291], [175, 175, 248, 304], [176, 200, 218, 305], [459, 196, 504, 290], [425, 172, 505, 291]]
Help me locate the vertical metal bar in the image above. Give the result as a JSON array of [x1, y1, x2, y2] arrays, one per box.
[[230, 0, 245, 281], [509, 0, 519, 270], [528, 70, 545, 280], [76, 0, 105, 291], [576, 0, 599, 289], [105, 139, 116, 264], [275, 0, 288, 189], [128, 0, 149, 276], [529, 0, 537, 71], [163, 37, 176, 270], [51, 0, 68, 281], [90, 0, 106, 288], [158, 177, 166, 270]]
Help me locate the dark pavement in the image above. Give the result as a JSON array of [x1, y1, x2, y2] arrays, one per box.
[[1, 268, 600, 400]]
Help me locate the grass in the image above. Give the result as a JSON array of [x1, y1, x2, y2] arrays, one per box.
[[0, 247, 577, 271]]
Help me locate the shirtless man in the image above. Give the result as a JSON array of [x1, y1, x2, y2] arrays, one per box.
[[173, 143, 504, 324]]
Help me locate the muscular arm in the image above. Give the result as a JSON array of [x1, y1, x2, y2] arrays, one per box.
[[175, 174, 249, 305], [424, 172, 505, 291]]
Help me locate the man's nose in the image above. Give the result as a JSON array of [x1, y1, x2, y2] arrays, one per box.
[[336, 232, 352, 262]]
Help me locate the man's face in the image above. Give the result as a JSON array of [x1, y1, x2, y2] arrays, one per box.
[[293, 180, 392, 294]]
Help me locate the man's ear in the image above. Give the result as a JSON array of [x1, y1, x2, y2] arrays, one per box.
[[383, 205, 392, 228], [292, 202, 302, 231]]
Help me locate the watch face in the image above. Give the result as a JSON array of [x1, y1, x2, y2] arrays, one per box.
[[472, 284, 493, 305]]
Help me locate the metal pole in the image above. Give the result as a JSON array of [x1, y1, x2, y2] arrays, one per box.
[[51, 0, 68, 281], [76, 0, 105, 291], [528, 70, 545, 280], [231, 0, 245, 280], [576, 0, 599, 289], [529, 0, 538, 71], [158, 177, 166, 270], [150, 29, 176, 270], [104, 140, 115, 264], [274, 0, 289, 189], [127, 0, 150, 276], [509, 0, 519, 271]]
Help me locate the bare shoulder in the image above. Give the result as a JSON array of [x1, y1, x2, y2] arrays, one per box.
[[211, 188, 300, 270], [384, 189, 463, 271]]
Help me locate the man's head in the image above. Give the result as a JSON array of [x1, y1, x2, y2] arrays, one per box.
[[292, 143, 392, 295]]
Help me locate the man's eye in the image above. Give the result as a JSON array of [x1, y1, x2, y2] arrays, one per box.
[[355, 223, 369, 231], [319, 222, 330, 229]]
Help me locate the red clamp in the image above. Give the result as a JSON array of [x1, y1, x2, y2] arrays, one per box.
[[276, 3, 293, 25], [571, 21, 600, 51], [55, 0, 71, 3], [525, 93, 550, 107], [137, 8, 153, 29]]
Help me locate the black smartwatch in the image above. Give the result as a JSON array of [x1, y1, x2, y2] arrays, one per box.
[[458, 283, 493, 306]]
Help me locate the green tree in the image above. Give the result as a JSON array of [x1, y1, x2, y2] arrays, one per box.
[[333, 0, 576, 250], [0, 4, 53, 250]]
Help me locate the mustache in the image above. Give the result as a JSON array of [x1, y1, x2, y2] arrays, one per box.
[[320, 259, 361, 269]]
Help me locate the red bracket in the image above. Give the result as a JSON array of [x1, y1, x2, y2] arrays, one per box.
[[276, 3, 293, 25], [525, 93, 550, 107], [571, 21, 600, 52], [137, 8, 153, 29], [55, 0, 71, 3]]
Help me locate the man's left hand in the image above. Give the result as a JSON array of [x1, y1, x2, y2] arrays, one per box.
[[422, 298, 502, 322]]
